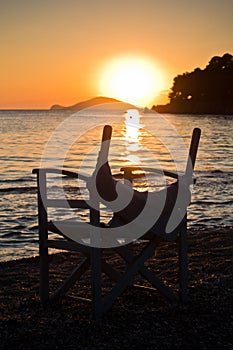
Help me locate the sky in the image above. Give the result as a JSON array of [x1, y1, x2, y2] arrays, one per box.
[[1, 0, 233, 109]]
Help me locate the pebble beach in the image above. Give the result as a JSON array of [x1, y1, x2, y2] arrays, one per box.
[[0, 227, 232, 349]]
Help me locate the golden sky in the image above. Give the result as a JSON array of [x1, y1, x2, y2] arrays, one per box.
[[1, 0, 233, 109]]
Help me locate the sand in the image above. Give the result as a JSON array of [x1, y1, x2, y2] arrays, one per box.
[[0, 227, 232, 349]]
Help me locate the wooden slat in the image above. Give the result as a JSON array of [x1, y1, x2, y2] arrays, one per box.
[[102, 237, 161, 314], [116, 244, 177, 301], [50, 257, 90, 302], [121, 165, 180, 179], [46, 239, 91, 254], [46, 199, 91, 209], [102, 261, 121, 282], [32, 168, 89, 181]]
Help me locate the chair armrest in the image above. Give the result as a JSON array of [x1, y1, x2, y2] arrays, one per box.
[[141, 167, 180, 179], [120, 166, 180, 180], [120, 166, 196, 184], [32, 168, 90, 182]]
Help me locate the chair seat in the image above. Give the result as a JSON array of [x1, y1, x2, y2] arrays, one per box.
[[49, 220, 97, 245], [49, 220, 132, 247], [108, 211, 186, 243]]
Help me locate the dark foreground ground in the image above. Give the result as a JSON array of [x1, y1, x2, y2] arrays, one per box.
[[0, 227, 232, 350]]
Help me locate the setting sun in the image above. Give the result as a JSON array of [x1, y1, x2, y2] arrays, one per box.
[[98, 55, 165, 107]]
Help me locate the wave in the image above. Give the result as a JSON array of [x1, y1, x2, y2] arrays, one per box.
[[0, 184, 83, 195], [195, 170, 233, 177], [0, 177, 33, 183], [1, 230, 38, 238], [0, 239, 38, 246], [192, 199, 233, 205], [210, 170, 233, 176], [0, 186, 37, 194]]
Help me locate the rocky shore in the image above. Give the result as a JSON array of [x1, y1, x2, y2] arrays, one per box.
[[0, 227, 232, 349]]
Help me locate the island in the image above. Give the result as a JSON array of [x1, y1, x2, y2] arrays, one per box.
[[51, 96, 136, 111]]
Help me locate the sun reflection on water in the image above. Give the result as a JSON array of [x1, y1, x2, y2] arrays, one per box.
[[123, 109, 143, 167], [124, 109, 141, 142], [123, 109, 150, 191]]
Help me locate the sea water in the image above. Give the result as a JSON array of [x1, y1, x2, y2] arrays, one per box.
[[0, 108, 232, 261]]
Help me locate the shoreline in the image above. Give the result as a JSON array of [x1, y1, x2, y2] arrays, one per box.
[[0, 226, 232, 349], [0, 225, 232, 264], [1, 108, 233, 116]]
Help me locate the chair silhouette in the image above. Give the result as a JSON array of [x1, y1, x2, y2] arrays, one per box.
[[33, 125, 201, 319]]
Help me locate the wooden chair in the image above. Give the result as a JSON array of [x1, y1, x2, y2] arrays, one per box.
[[33, 125, 201, 319]]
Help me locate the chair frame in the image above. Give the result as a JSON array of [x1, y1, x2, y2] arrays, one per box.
[[33, 126, 201, 319]]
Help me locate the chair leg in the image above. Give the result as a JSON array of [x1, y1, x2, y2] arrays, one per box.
[[38, 194, 49, 305], [39, 239, 49, 306], [91, 248, 102, 320], [179, 225, 188, 303], [36, 170, 50, 306]]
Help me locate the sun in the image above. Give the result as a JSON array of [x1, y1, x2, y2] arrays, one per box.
[[98, 55, 164, 107]]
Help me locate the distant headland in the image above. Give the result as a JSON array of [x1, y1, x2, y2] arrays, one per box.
[[50, 96, 136, 111], [152, 53, 233, 115]]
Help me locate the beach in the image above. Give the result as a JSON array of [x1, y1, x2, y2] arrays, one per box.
[[0, 227, 232, 349]]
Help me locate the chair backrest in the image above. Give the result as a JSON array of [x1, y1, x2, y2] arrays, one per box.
[[165, 127, 201, 234], [185, 127, 201, 178], [95, 125, 112, 168], [101, 124, 112, 143]]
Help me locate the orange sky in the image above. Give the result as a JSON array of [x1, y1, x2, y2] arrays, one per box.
[[1, 0, 233, 109]]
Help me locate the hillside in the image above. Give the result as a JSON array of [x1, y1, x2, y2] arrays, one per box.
[[50, 96, 136, 111], [152, 53, 233, 115]]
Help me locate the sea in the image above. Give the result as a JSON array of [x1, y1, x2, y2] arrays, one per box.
[[0, 106, 232, 261]]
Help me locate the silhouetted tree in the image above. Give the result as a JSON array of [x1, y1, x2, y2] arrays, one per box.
[[166, 53, 233, 114]]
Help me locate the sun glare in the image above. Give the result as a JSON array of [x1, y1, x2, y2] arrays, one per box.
[[98, 55, 164, 107]]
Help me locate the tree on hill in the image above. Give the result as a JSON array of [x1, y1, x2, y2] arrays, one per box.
[[154, 53, 233, 114]]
